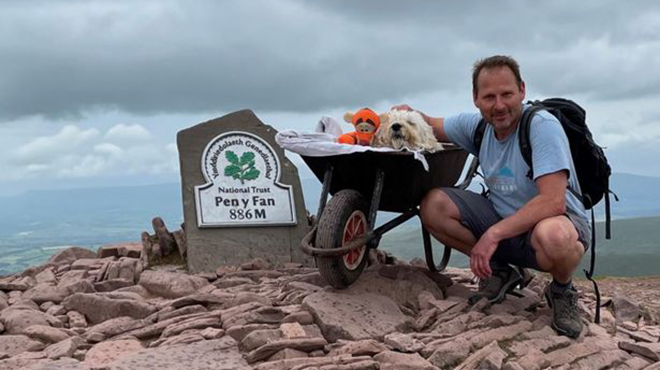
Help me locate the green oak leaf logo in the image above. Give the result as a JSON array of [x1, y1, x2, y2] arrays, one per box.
[[223, 151, 260, 184]]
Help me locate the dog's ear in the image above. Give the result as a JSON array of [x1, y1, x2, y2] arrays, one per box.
[[378, 113, 389, 125], [343, 112, 355, 123]]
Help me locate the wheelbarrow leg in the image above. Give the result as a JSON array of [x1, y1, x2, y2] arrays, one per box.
[[420, 155, 478, 272], [366, 168, 385, 249], [314, 163, 333, 226], [422, 225, 451, 272]]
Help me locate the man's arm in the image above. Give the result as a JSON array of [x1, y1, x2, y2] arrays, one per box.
[[470, 170, 568, 278], [420, 113, 450, 143], [391, 104, 450, 142]]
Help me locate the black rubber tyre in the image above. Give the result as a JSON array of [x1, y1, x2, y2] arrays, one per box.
[[315, 190, 370, 289]]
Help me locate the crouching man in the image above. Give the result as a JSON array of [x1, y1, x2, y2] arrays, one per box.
[[395, 55, 590, 338]]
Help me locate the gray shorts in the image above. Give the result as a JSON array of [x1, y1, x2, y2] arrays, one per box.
[[441, 188, 591, 270]]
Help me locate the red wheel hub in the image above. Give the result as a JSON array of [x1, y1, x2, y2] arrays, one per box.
[[342, 211, 366, 270]]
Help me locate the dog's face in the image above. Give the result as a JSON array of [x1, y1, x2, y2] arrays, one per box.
[[372, 110, 442, 151]]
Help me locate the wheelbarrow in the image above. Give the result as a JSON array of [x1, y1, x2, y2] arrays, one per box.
[[300, 145, 478, 288]]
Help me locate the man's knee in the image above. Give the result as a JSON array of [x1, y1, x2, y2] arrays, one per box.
[[532, 217, 583, 261], [420, 189, 459, 223]]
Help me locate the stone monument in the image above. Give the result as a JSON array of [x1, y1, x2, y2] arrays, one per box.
[[177, 110, 311, 273]]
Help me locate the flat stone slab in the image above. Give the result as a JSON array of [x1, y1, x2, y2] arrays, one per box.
[[345, 265, 448, 311], [105, 337, 250, 370], [98, 242, 142, 258], [62, 293, 155, 325], [302, 291, 411, 342], [0, 282, 30, 291], [21, 358, 91, 370], [618, 341, 660, 362], [0, 335, 45, 356], [0, 307, 60, 334], [138, 270, 209, 298], [373, 350, 439, 370], [84, 339, 145, 368], [47, 247, 97, 265]]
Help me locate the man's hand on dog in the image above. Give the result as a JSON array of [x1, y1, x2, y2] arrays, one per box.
[[391, 104, 435, 127], [391, 104, 414, 112]]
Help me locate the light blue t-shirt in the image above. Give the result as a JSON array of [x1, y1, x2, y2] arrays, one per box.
[[444, 105, 588, 222]]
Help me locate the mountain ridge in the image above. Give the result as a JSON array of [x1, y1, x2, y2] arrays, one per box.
[[0, 172, 658, 276]]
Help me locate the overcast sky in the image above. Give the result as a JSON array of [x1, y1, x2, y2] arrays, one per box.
[[1, 0, 660, 196]]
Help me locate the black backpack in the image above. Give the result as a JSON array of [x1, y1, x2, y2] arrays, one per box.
[[474, 98, 615, 323]]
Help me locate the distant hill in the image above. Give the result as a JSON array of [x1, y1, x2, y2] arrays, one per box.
[[0, 182, 183, 238], [0, 183, 183, 275], [0, 171, 654, 239], [592, 173, 660, 220], [376, 214, 660, 277], [302, 172, 660, 222], [0, 171, 659, 276]]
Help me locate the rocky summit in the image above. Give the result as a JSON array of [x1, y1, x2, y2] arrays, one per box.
[[0, 246, 659, 370]]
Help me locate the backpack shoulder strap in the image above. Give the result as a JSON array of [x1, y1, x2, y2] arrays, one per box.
[[518, 104, 544, 179], [473, 118, 488, 156]]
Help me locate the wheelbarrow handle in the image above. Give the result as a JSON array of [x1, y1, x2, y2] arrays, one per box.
[[422, 226, 451, 272], [456, 155, 480, 190], [301, 226, 373, 257]]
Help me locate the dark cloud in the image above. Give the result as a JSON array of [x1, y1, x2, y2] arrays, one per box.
[[1, 0, 660, 121]]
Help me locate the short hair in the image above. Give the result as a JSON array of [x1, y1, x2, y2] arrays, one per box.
[[472, 55, 523, 94]]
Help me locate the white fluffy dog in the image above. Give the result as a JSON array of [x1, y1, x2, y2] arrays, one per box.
[[372, 110, 443, 152]]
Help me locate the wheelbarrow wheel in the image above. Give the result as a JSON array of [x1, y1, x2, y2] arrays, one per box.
[[315, 189, 369, 289]]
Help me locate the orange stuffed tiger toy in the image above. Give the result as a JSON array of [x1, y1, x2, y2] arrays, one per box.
[[338, 108, 381, 146]]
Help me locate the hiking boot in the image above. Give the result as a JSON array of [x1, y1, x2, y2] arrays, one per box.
[[468, 265, 522, 305], [518, 267, 534, 290], [544, 283, 583, 339]]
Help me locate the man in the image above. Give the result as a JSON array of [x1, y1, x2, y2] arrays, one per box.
[[396, 55, 590, 338]]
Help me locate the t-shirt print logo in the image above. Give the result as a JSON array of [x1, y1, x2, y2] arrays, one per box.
[[485, 166, 517, 195]]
